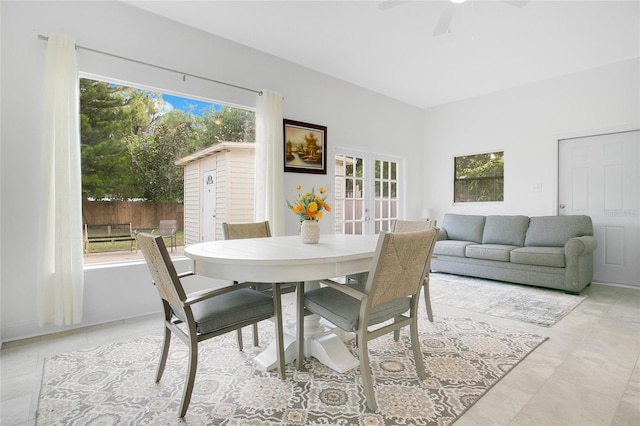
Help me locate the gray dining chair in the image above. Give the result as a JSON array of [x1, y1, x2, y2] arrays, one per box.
[[137, 232, 285, 418], [299, 228, 438, 411], [348, 219, 438, 324], [392, 219, 438, 323], [222, 220, 298, 348]]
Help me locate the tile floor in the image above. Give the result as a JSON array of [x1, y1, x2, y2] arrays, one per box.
[[1, 281, 639, 425]]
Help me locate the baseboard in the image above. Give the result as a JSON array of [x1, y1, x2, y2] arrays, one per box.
[[590, 281, 640, 290]]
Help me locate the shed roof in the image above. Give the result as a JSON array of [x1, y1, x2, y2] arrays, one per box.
[[175, 141, 255, 166]]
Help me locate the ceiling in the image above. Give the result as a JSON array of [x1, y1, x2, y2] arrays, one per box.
[[124, 1, 639, 109]]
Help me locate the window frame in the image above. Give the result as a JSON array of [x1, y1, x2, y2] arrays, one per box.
[[334, 148, 404, 235], [79, 73, 256, 265], [453, 150, 504, 203]]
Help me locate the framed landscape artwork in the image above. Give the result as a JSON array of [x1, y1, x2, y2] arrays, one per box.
[[283, 119, 327, 174]]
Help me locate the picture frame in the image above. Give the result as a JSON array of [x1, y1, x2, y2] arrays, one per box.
[[283, 119, 327, 174]]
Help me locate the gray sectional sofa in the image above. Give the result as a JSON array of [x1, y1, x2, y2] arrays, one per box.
[[431, 214, 597, 294]]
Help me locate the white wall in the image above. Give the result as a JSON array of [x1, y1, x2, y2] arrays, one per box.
[[2, 1, 637, 343], [0, 1, 424, 343], [423, 58, 640, 223]]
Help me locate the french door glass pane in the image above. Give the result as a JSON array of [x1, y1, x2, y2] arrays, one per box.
[[335, 154, 366, 235], [336, 153, 400, 235], [373, 159, 398, 233]]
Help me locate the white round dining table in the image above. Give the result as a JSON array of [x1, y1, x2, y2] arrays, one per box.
[[184, 233, 380, 373], [184, 234, 379, 283]]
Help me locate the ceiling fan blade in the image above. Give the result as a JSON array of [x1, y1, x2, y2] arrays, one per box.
[[433, 3, 457, 36], [378, 0, 411, 11]]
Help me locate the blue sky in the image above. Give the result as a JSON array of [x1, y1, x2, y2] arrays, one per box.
[[161, 94, 221, 117]]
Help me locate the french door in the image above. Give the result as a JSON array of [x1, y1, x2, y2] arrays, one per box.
[[334, 150, 402, 235]]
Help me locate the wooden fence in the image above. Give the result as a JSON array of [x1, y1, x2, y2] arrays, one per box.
[[82, 201, 184, 230]]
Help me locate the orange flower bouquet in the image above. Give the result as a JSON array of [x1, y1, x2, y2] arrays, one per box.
[[287, 185, 331, 221]]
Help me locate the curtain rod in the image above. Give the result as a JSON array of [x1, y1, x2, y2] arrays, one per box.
[[38, 34, 263, 96]]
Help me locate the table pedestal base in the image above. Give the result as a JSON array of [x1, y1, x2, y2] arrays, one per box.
[[253, 332, 297, 371], [307, 333, 360, 373], [253, 313, 359, 374]]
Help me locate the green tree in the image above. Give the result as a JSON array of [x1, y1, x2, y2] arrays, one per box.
[[124, 89, 159, 136], [80, 79, 162, 200], [158, 109, 205, 156], [80, 79, 137, 199], [454, 152, 504, 202], [199, 106, 255, 146], [127, 121, 188, 202], [79, 79, 130, 147], [82, 140, 138, 200], [80, 78, 255, 202]]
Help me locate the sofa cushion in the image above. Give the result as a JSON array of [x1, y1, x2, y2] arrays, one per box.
[[524, 215, 594, 247], [466, 244, 517, 262], [482, 215, 530, 246], [510, 246, 565, 267], [434, 240, 475, 257], [441, 214, 486, 243]]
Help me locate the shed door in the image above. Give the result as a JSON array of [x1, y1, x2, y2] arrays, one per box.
[[558, 130, 639, 287], [202, 170, 217, 241]]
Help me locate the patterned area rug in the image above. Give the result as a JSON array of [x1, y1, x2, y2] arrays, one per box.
[[430, 273, 586, 327], [37, 313, 546, 425]]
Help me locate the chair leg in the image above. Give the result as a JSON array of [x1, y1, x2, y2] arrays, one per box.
[[156, 325, 171, 383], [357, 332, 377, 412], [252, 323, 259, 347], [236, 328, 244, 351], [296, 281, 305, 371], [410, 318, 426, 380], [251, 284, 260, 347], [272, 284, 286, 379], [424, 277, 434, 322], [393, 316, 402, 341], [179, 333, 199, 418]]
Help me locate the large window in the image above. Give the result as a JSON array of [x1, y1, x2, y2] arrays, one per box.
[[454, 151, 504, 203], [80, 77, 255, 263]]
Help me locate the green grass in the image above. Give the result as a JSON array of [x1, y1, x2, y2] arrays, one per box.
[[86, 230, 185, 253]]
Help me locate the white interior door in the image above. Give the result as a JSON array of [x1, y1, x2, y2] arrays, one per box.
[[202, 170, 216, 241], [558, 130, 639, 287]]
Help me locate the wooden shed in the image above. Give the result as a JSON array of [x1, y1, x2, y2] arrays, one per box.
[[175, 142, 255, 245]]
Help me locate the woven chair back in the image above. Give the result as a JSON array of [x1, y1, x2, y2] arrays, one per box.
[[137, 233, 187, 315], [222, 221, 271, 240], [365, 228, 437, 309], [393, 219, 434, 232]]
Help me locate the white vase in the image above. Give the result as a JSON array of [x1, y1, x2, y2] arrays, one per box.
[[300, 220, 320, 244]]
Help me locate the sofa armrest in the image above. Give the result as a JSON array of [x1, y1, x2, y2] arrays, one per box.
[[564, 235, 598, 293], [565, 236, 598, 257], [437, 228, 448, 241]]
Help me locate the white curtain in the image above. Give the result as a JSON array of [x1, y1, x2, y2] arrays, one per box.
[[255, 90, 286, 236], [37, 34, 84, 325]]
